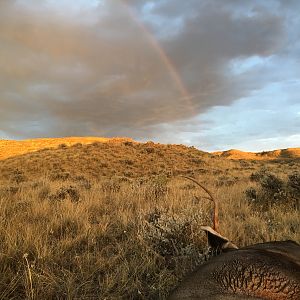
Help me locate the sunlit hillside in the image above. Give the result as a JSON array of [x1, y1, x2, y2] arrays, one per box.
[[0, 137, 299, 299], [0, 137, 135, 160], [0, 138, 217, 183], [214, 148, 300, 160], [1, 138, 299, 163]]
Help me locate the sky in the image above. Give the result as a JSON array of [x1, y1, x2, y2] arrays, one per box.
[[0, 0, 299, 151]]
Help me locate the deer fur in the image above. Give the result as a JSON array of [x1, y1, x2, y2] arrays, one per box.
[[168, 177, 300, 300]]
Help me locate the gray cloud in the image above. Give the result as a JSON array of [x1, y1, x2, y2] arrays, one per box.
[[0, 0, 297, 144]]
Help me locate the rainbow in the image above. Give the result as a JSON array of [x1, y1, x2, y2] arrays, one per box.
[[120, 1, 193, 109]]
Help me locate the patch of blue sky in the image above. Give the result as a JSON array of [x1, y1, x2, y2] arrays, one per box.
[[195, 80, 300, 151], [229, 56, 272, 76], [137, 74, 300, 152], [139, 1, 184, 39], [0, 131, 11, 140]]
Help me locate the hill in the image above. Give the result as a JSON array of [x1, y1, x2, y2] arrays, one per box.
[[0, 137, 217, 182], [0, 137, 299, 299], [213, 148, 300, 160], [1, 137, 299, 183], [1, 138, 299, 163], [0, 137, 134, 160]]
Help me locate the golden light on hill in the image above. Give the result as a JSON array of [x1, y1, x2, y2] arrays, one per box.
[[0, 137, 135, 160], [1, 137, 299, 161], [213, 148, 300, 160]]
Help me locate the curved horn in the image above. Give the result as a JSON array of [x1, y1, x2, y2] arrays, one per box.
[[180, 176, 219, 232]]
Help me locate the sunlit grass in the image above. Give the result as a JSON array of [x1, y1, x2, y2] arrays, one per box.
[[0, 140, 299, 299]]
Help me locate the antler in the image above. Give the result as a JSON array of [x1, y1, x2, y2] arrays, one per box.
[[180, 176, 219, 232]]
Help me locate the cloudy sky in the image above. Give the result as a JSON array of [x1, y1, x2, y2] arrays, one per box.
[[0, 0, 299, 151]]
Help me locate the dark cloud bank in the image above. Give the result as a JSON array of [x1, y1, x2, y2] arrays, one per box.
[[0, 0, 299, 147]]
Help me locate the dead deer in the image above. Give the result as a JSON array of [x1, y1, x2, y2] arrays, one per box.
[[168, 176, 300, 300]]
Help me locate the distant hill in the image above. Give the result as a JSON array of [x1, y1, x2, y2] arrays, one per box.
[[213, 148, 300, 160]]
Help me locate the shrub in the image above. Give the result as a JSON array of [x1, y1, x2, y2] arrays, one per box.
[[49, 171, 70, 181], [145, 176, 168, 201], [58, 143, 67, 149], [10, 169, 27, 183], [144, 147, 155, 154], [246, 171, 296, 206], [73, 142, 83, 148], [120, 159, 134, 166], [250, 168, 268, 182], [101, 179, 121, 193], [287, 172, 300, 209], [245, 187, 257, 201], [49, 185, 80, 203], [287, 173, 300, 197], [260, 173, 283, 195], [144, 209, 205, 270], [0, 185, 19, 196], [190, 158, 205, 165]]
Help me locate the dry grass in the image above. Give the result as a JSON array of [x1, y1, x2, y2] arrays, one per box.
[[0, 137, 135, 160], [0, 139, 299, 299], [214, 147, 300, 160]]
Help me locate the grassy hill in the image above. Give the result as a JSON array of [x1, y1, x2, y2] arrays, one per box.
[[214, 148, 300, 160], [0, 138, 237, 184], [0, 137, 299, 299], [0, 137, 134, 160], [1, 138, 299, 183]]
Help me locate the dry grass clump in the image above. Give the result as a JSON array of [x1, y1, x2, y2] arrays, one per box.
[[0, 140, 299, 299]]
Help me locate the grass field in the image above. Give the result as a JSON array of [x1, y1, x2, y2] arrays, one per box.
[[0, 139, 299, 299]]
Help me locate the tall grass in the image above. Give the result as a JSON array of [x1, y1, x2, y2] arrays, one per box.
[[0, 172, 299, 299], [0, 141, 299, 299]]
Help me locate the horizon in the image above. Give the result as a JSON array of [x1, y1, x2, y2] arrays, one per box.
[[1, 135, 299, 153], [1, 1, 300, 152]]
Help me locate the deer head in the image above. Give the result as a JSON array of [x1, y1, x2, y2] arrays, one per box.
[[168, 176, 300, 300]]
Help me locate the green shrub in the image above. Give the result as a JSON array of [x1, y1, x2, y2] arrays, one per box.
[[287, 173, 300, 197], [246, 170, 298, 207]]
